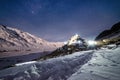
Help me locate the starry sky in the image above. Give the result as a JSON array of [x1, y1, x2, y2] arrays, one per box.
[[0, 0, 120, 41]]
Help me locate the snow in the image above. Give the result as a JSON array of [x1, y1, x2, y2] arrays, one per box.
[[67, 34, 84, 46], [106, 44, 117, 49], [0, 46, 120, 80], [0, 25, 63, 58], [15, 61, 37, 66], [68, 46, 120, 80], [0, 51, 93, 80]]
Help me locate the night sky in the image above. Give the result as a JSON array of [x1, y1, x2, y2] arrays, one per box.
[[0, 0, 120, 41]]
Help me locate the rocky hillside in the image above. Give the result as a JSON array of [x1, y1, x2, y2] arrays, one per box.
[[95, 22, 120, 40], [0, 25, 63, 56]]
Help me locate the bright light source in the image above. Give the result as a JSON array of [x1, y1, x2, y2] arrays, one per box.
[[64, 41, 68, 45], [88, 40, 97, 46], [103, 40, 106, 42], [78, 41, 82, 44]]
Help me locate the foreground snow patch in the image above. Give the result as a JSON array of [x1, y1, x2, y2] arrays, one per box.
[[0, 51, 93, 80], [15, 61, 37, 66], [68, 47, 120, 80]]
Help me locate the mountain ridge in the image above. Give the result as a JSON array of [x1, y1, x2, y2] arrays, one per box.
[[0, 25, 63, 57], [95, 22, 120, 40]]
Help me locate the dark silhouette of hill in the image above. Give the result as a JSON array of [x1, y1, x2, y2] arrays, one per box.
[[95, 22, 120, 40]]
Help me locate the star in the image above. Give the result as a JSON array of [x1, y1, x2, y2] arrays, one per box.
[[31, 11, 35, 14]]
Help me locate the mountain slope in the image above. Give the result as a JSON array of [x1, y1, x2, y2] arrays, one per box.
[[0, 46, 120, 80], [0, 25, 63, 57], [95, 22, 120, 40]]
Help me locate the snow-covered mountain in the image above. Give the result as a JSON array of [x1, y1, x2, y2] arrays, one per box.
[[67, 34, 86, 46], [0, 45, 120, 80], [0, 25, 63, 57], [37, 34, 88, 60]]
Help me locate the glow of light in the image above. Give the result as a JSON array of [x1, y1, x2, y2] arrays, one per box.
[[88, 40, 97, 46], [64, 41, 68, 44], [77, 40, 82, 44]]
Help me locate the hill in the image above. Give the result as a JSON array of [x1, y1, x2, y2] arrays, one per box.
[[95, 22, 120, 40], [0, 25, 63, 57]]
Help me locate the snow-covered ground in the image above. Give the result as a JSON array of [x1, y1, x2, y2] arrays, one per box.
[[0, 50, 93, 80], [0, 46, 120, 80], [68, 46, 120, 80]]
